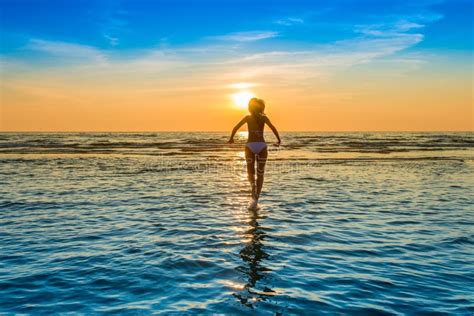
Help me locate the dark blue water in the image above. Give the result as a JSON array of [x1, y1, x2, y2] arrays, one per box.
[[0, 132, 473, 314]]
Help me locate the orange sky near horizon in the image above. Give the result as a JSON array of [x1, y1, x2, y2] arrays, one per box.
[[1, 62, 472, 132]]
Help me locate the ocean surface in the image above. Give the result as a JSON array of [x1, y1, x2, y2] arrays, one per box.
[[0, 132, 473, 315]]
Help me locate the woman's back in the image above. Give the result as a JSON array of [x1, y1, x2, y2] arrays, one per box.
[[246, 114, 265, 143]]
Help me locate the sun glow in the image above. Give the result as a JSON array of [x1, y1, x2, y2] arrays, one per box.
[[232, 91, 255, 110]]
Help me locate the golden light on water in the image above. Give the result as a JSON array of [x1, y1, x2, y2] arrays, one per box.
[[232, 91, 255, 110], [237, 131, 248, 139], [219, 280, 245, 291]]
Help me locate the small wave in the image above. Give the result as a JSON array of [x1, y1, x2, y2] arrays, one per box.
[[439, 235, 474, 246]]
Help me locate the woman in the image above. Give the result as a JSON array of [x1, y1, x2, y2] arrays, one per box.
[[228, 98, 281, 210]]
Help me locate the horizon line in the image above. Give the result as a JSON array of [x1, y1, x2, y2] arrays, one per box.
[[0, 130, 472, 133]]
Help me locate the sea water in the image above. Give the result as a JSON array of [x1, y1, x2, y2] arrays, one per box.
[[0, 132, 473, 314]]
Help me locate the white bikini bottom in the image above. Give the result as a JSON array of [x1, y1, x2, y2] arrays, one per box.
[[246, 142, 267, 154]]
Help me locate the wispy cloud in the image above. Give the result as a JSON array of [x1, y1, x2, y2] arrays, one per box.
[[395, 21, 425, 32], [274, 8, 332, 27], [355, 23, 424, 37], [276, 17, 304, 26], [355, 13, 443, 37], [226, 82, 263, 89], [103, 34, 120, 47], [102, 9, 129, 46], [209, 31, 279, 42], [26, 39, 107, 63]]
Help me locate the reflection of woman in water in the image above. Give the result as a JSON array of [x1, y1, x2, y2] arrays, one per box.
[[228, 98, 281, 209], [233, 208, 275, 308]]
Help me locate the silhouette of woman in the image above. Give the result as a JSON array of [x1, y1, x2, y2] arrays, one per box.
[[228, 98, 281, 209]]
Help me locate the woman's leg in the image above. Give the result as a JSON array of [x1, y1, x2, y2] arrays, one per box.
[[255, 147, 268, 200], [245, 146, 256, 199]]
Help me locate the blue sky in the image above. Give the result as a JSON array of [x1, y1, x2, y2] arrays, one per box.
[[1, 0, 472, 54]]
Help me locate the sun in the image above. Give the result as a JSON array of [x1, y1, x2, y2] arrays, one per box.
[[232, 91, 255, 110]]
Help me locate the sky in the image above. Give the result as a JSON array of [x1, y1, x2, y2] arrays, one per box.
[[0, 0, 473, 131]]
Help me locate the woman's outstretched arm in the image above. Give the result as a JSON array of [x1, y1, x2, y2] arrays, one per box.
[[265, 116, 281, 145], [228, 116, 248, 143]]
